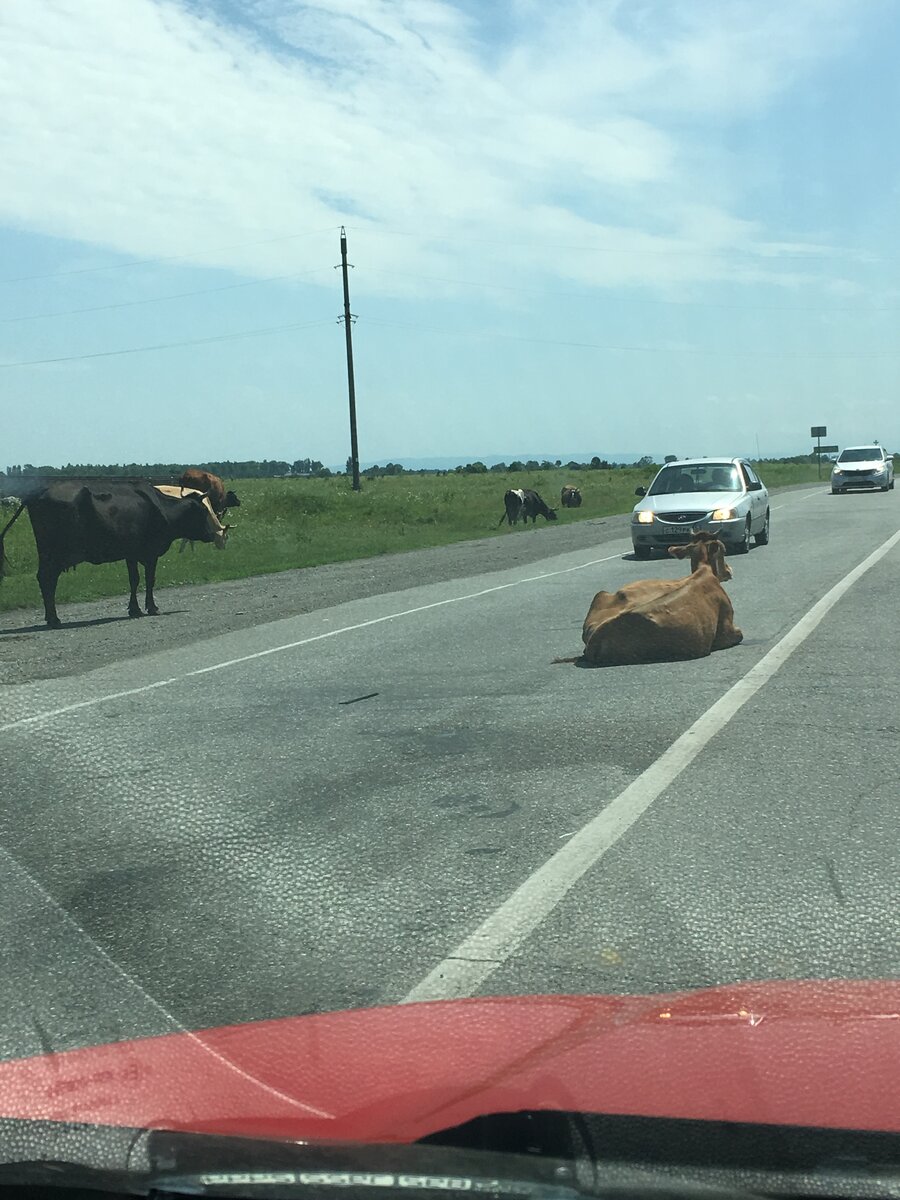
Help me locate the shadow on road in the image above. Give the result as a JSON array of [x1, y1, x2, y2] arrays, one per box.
[[0, 609, 190, 635]]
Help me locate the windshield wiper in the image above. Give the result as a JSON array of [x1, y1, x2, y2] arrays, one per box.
[[0, 1127, 763, 1200], [0, 1118, 896, 1200]]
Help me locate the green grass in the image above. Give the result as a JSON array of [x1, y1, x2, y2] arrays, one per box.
[[0, 463, 823, 614]]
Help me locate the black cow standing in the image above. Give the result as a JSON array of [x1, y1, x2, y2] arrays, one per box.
[[498, 488, 558, 527], [0, 481, 226, 628]]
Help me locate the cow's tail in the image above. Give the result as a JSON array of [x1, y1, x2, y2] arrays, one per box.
[[0, 502, 26, 579], [498, 510, 508, 527], [551, 654, 582, 665]]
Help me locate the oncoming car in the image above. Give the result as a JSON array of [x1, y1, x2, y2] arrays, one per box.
[[831, 446, 894, 493], [632, 458, 769, 559]]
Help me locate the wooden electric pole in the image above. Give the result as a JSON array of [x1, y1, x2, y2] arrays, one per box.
[[339, 227, 360, 491]]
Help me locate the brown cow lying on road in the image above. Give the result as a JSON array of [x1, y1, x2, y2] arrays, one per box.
[[561, 485, 582, 507], [564, 532, 742, 666]]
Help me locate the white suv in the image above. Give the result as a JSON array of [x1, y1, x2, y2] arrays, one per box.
[[831, 446, 894, 494]]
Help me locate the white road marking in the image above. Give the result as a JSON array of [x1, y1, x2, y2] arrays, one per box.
[[402, 524, 900, 1004], [1, 549, 625, 734]]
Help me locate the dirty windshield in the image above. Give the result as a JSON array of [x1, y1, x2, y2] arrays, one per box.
[[0, 0, 897, 1172]]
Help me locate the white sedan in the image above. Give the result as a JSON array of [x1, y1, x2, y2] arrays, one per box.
[[632, 458, 770, 559], [831, 446, 894, 493]]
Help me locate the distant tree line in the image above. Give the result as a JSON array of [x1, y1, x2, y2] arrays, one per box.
[[4, 450, 844, 483], [356, 455, 655, 477], [4, 458, 332, 479]]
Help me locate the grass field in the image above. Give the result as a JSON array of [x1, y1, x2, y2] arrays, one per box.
[[0, 463, 823, 614]]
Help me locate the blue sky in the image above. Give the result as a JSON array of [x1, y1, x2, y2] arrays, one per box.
[[2, 0, 899, 468]]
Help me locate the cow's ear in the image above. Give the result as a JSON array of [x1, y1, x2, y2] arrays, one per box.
[[668, 545, 691, 558]]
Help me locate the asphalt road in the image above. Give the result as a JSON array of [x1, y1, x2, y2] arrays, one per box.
[[0, 484, 897, 1062]]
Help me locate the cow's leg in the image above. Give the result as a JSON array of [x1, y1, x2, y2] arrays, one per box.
[[126, 559, 143, 618], [36, 557, 62, 629], [713, 601, 743, 650], [144, 557, 159, 615]]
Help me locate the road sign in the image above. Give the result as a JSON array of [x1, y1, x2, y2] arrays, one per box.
[[815, 444, 839, 453], [811, 425, 827, 437]]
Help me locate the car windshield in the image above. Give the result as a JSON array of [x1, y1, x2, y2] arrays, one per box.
[[838, 448, 882, 462], [648, 464, 743, 496], [1, 0, 899, 1172]]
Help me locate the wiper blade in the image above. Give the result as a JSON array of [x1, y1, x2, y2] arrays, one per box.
[[154, 1165, 582, 1199], [0, 1130, 764, 1200]]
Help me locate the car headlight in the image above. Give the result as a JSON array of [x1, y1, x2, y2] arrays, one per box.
[[711, 508, 734, 521], [832, 468, 843, 475], [635, 510, 654, 524]]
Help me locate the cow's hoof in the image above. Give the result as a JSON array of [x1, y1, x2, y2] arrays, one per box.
[[46, 618, 62, 630], [145, 606, 160, 616], [128, 607, 143, 619]]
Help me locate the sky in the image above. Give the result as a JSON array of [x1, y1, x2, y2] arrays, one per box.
[[2, 0, 900, 469]]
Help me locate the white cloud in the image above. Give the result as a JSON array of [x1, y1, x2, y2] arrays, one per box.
[[0, 0, 879, 297]]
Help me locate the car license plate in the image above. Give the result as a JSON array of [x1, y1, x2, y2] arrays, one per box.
[[663, 523, 694, 535]]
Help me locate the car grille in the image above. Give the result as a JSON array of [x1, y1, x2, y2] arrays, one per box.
[[657, 510, 708, 523]]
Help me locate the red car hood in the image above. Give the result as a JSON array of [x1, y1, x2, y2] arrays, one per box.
[[0, 981, 897, 1142]]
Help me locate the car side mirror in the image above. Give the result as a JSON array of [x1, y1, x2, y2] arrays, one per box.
[[748, 481, 762, 491], [635, 486, 646, 497]]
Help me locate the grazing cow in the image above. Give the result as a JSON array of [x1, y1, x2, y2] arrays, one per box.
[[0, 481, 227, 628], [498, 488, 558, 526], [561, 485, 582, 508], [179, 468, 240, 517], [567, 533, 742, 666]]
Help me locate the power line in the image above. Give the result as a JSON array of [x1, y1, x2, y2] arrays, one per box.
[[0, 266, 334, 324], [0, 225, 342, 285], [361, 315, 900, 359], [0, 317, 334, 368], [347, 225, 878, 264], [359, 266, 900, 315]]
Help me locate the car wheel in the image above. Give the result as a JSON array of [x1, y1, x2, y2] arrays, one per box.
[[754, 508, 770, 546], [633, 544, 652, 559], [831, 487, 841, 495], [733, 517, 751, 554]]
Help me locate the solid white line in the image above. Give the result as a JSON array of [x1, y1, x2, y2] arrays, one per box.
[[402, 524, 900, 1004], [1, 549, 625, 734]]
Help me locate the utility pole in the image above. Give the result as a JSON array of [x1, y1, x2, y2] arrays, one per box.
[[338, 227, 360, 491]]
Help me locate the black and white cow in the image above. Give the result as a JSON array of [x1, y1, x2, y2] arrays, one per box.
[[498, 488, 558, 526]]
